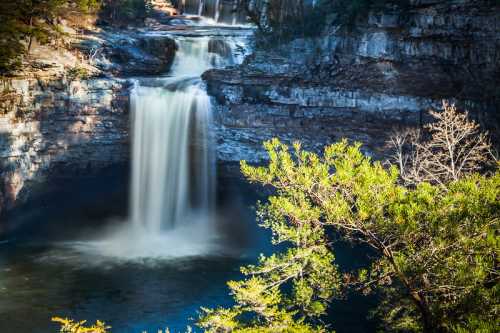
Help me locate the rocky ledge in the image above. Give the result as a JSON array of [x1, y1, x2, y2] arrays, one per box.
[[76, 31, 177, 76], [204, 0, 500, 163], [0, 75, 131, 218]]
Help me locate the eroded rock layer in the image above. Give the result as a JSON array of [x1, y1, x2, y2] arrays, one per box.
[[0, 76, 130, 216]]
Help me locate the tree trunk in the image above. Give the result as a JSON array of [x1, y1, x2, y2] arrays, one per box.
[[27, 16, 34, 55], [383, 247, 436, 332]]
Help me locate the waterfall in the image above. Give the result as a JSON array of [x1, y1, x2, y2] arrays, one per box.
[[232, 0, 239, 25], [183, 0, 245, 25], [214, 0, 221, 22], [71, 33, 251, 259], [64, 15, 252, 259], [198, 0, 204, 16], [130, 37, 219, 233], [130, 84, 214, 231]]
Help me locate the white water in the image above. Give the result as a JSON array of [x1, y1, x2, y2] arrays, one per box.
[[129, 37, 218, 238], [183, 0, 243, 24], [130, 83, 214, 231], [198, 0, 204, 16], [214, 0, 221, 22]]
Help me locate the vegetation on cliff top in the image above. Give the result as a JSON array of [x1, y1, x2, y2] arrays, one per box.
[[0, 0, 151, 74]]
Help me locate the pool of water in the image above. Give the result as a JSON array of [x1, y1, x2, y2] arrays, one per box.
[[0, 165, 266, 333], [0, 166, 377, 333], [0, 243, 251, 333]]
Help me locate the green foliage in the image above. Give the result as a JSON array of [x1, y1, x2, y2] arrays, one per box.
[[52, 317, 111, 333], [0, 0, 72, 74], [75, 0, 101, 13], [199, 142, 341, 332], [0, 0, 151, 73], [201, 138, 499, 332], [67, 66, 90, 80], [0, 3, 26, 73]]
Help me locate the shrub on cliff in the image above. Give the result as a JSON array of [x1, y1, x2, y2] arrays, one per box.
[[0, 0, 67, 73], [0, 0, 102, 74], [0, 0, 150, 74], [0, 3, 25, 73], [52, 317, 110, 333]]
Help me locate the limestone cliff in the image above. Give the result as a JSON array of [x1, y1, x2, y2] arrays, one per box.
[[203, 0, 500, 162], [0, 76, 130, 216]]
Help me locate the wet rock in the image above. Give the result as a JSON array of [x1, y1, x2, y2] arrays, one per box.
[[208, 39, 232, 58], [78, 32, 177, 76]]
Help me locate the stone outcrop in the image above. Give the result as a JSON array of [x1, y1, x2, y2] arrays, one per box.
[[204, 0, 500, 162], [0, 76, 131, 217], [77, 31, 177, 76]]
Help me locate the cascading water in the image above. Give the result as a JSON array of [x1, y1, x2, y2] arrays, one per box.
[[214, 0, 221, 22], [130, 83, 214, 231], [130, 38, 217, 233], [93, 34, 249, 258], [182, 0, 246, 24], [68, 21, 251, 259], [198, 0, 204, 16]]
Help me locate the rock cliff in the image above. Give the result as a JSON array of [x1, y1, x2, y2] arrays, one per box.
[[0, 76, 130, 216], [204, 0, 500, 162], [0, 28, 177, 217]]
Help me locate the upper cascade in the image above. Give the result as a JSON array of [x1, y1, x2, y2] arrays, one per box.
[[175, 0, 247, 25]]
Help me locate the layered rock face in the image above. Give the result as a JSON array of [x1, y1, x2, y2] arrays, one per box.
[[0, 76, 131, 216], [2, 0, 499, 217], [204, 0, 500, 162]]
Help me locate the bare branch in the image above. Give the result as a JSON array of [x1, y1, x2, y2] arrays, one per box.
[[389, 101, 495, 186]]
